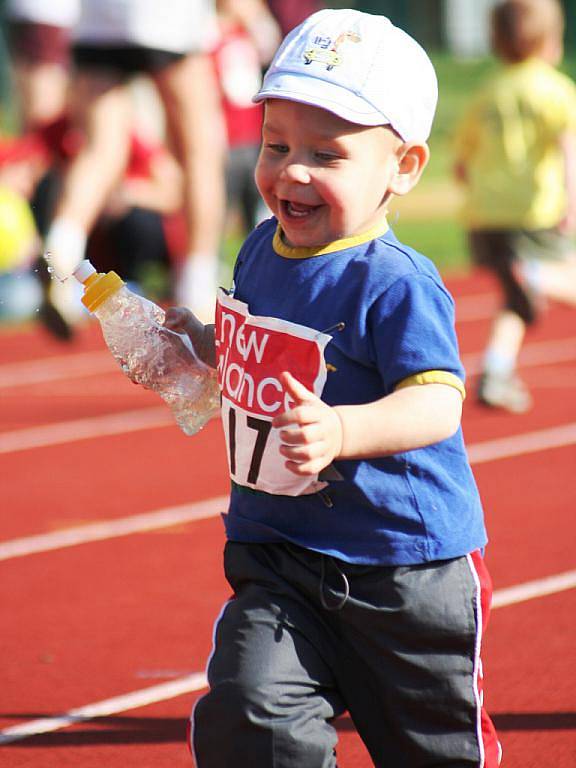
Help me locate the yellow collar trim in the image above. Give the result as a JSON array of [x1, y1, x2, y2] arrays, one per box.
[[273, 219, 389, 259]]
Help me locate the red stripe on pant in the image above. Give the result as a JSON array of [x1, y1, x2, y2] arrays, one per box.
[[469, 549, 502, 767]]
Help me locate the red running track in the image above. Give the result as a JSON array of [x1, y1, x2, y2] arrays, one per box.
[[1, 268, 575, 767]]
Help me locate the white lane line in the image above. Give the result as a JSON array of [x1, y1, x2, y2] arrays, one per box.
[[0, 407, 175, 454], [0, 325, 574, 393], [467, 422, 576, 465], [0, 672, 208, 745], [461, 335, 576, 376], [2, 410, 575, 474], [2, 332, 576, 458], [492, 570, 576, 608], [0, 351, 114, 388], [0, 496, 228, 562], [0, 337, 574, 457], [0, 569, 575, 746], [1, 422, 575, 562]]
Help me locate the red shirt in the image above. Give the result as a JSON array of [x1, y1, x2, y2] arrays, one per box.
[[211, 23, 263, 148]]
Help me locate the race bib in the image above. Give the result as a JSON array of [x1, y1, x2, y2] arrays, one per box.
[[216, 289, 331, 496]]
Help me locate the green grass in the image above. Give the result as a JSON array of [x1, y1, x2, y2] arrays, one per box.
[[392, 218, 469, 274], [221, 233, 244, 279]]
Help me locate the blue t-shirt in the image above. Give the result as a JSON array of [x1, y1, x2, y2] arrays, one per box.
[[218, 218, 487, 565]]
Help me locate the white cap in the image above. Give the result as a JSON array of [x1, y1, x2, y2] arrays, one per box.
[[253, 9, 438, 143], [73, 259, 97, 284]]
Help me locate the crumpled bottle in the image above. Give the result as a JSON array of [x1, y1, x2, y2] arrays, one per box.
[[73, 260, 219, 435]]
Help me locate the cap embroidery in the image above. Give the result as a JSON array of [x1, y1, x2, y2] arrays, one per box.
[[303, 31, 361, 71]]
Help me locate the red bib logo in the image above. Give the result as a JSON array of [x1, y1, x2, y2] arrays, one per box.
[[216, 292, 328, 414], [215, 290, 330, 496]]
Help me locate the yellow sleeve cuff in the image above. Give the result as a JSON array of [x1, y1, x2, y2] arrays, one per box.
[[394, 370, 466, 400]]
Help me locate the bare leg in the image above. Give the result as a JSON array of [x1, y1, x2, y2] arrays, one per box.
[[529, 258, 576, 305], [154, 52, 226, 318], [478, 310, 531, 413], [52, 70, 133, 235], [43, 70, 132, 327], [484, 309, 526, 368]]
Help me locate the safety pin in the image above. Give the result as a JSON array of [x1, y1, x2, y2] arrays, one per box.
[[318, 321, 346, 336]]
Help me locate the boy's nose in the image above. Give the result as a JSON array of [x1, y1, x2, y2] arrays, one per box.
[[281, 162, 311, 184]]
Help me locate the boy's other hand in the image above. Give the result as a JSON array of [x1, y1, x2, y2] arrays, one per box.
[[273, 371, 343, 476]]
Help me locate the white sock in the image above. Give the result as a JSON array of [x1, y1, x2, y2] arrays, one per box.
[[482, 348, 516, 378], [175, 254, 219, 321], [44, 218, 88, 322], [44, 218, 87, 279], [48, 279, 86, 323], [517, 259, 542, 294]]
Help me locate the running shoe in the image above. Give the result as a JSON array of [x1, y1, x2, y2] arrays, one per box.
[[477, 372, 532, 413]]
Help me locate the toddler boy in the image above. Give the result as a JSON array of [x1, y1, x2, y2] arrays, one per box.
[[167, 9, 501, 767]]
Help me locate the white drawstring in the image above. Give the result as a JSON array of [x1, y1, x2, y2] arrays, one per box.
[[319, 555, 350, 611]]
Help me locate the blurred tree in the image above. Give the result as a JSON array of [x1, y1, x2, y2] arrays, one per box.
[[355, 0, 443, 49], [0, 0, 13, 132], [563, 0, 575, 53]]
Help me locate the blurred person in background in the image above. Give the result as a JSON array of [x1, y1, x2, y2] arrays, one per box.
[[84, 128, 183, 302], [212, 0, 280, 239], [35, 115, 184, 333], [41, 0, 225, 335], [0, 113, 184, 334], [4, 0, 79, 131], [454, 0, 576, 413]]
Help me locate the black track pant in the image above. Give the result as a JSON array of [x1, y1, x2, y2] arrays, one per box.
[[191, 542, 500, 767]]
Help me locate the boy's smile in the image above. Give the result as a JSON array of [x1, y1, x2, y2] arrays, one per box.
[[280, 199, 322, 220], [255, 100, 406, 249]]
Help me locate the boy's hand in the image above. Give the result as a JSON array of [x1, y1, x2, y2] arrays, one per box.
[[272, 372, 343, 476], [164, 306, 203, 337], [164, 307, 216, 368]]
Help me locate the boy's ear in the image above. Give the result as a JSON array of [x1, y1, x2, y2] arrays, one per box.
[[389, 143, 430, 196]]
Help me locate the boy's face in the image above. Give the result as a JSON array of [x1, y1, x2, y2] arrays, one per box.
[[256, 99, 405, 248]]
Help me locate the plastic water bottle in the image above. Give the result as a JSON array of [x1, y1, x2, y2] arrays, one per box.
[[73, 260, 219, 435]]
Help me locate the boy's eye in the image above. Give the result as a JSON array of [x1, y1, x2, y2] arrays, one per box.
[[315, 151, 340, 163], [265, 143, 288, 154]]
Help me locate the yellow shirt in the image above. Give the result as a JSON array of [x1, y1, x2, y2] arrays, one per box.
[[454, 58, 576, 229]]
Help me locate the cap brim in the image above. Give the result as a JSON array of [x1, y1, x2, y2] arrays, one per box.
[[253, 73, 390, 128]]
